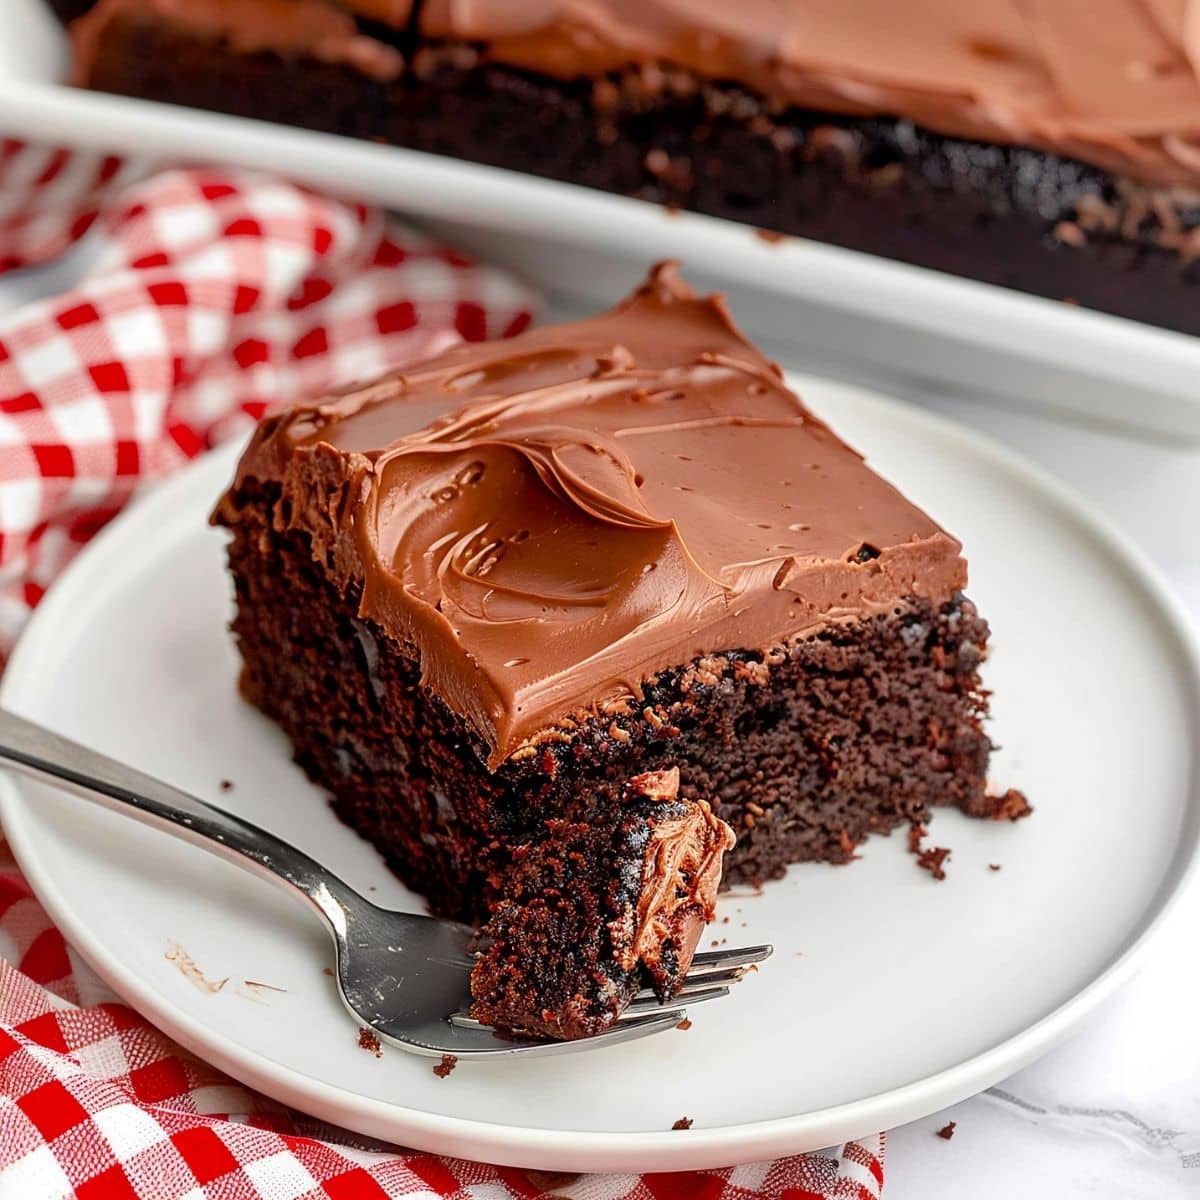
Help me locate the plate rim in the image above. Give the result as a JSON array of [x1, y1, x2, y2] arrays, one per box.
[[2, 374, 1198, 1173]]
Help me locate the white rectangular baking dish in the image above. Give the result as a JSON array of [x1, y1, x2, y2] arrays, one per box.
[[3, 0, 1200, 439]]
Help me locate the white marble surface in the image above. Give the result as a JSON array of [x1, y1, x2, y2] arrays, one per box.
[[4, 258, 1199, 1196]]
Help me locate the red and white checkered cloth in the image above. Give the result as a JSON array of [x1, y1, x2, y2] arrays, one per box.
[[0, 140, 886, 1199]]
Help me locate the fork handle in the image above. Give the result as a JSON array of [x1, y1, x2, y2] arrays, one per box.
[[0, 708, 363, 934]]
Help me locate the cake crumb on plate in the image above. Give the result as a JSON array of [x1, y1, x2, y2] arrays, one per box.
[[165, 941, 227, 994], [916, 844, 951, 880], [909, 822, 951, 880], [975, 788, 1032, 821], [243, 979, 286, 993], [357, 1027, 382, 1057], [433, 1054, 458, 1078], [672, 1117, 694, 1130], [936, 1121, 957, 1139]]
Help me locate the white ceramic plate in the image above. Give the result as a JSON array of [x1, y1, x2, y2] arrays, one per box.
[[4, 0, 1200, 439], [1, 374, 1198, 1173]]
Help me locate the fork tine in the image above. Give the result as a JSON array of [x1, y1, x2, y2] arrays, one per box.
[[387, 1007, 687, 1059], [446, 1008, 688, 1043], [624, 985, 728, 1015], [451, 983, 729, 1031], [573, 1010, 688, 1042], [688, 943, 773, 971], [447, 1013, 499, 1030], [633, 966, 748, 1001], [432, 945, 771, 1056]]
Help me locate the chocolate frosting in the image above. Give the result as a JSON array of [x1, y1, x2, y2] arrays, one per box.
[[615, 769, 734, 981], [219, 265, 965, 766], [71, 0, 407, 83], [418, 0, 1200, 185]]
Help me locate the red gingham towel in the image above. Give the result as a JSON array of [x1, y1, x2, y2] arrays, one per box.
[[0, 141, 886, 1199]]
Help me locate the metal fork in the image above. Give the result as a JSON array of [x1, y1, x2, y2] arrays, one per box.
[[0, 709, 771, 1059]]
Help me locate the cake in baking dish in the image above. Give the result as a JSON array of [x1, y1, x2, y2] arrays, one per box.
[[56, 0, 1200, 335]]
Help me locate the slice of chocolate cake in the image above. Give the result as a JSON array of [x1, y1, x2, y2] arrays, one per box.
[[58, 0, 1200, 334], [213, 264, 1022, 1038]]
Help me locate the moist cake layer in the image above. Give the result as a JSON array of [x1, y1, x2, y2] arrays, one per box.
[[229, 264, 966, 766]]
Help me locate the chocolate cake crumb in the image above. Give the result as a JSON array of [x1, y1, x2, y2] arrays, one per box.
[[909, 822, 951, 880], [988, 863, 1002, 872], [322, 967, 334, 977], [754, 227, 787, 245], [676, 1017, 692, 1031], [219, 779, 233, 792], [916, 844, 951, 881], [357, 1027, 382, 1057], [936, 1121, 957, 1140], [433, 1053, 458, 1078], [974, 789, 1033, 821], [672, 1117, 694, 1130]]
